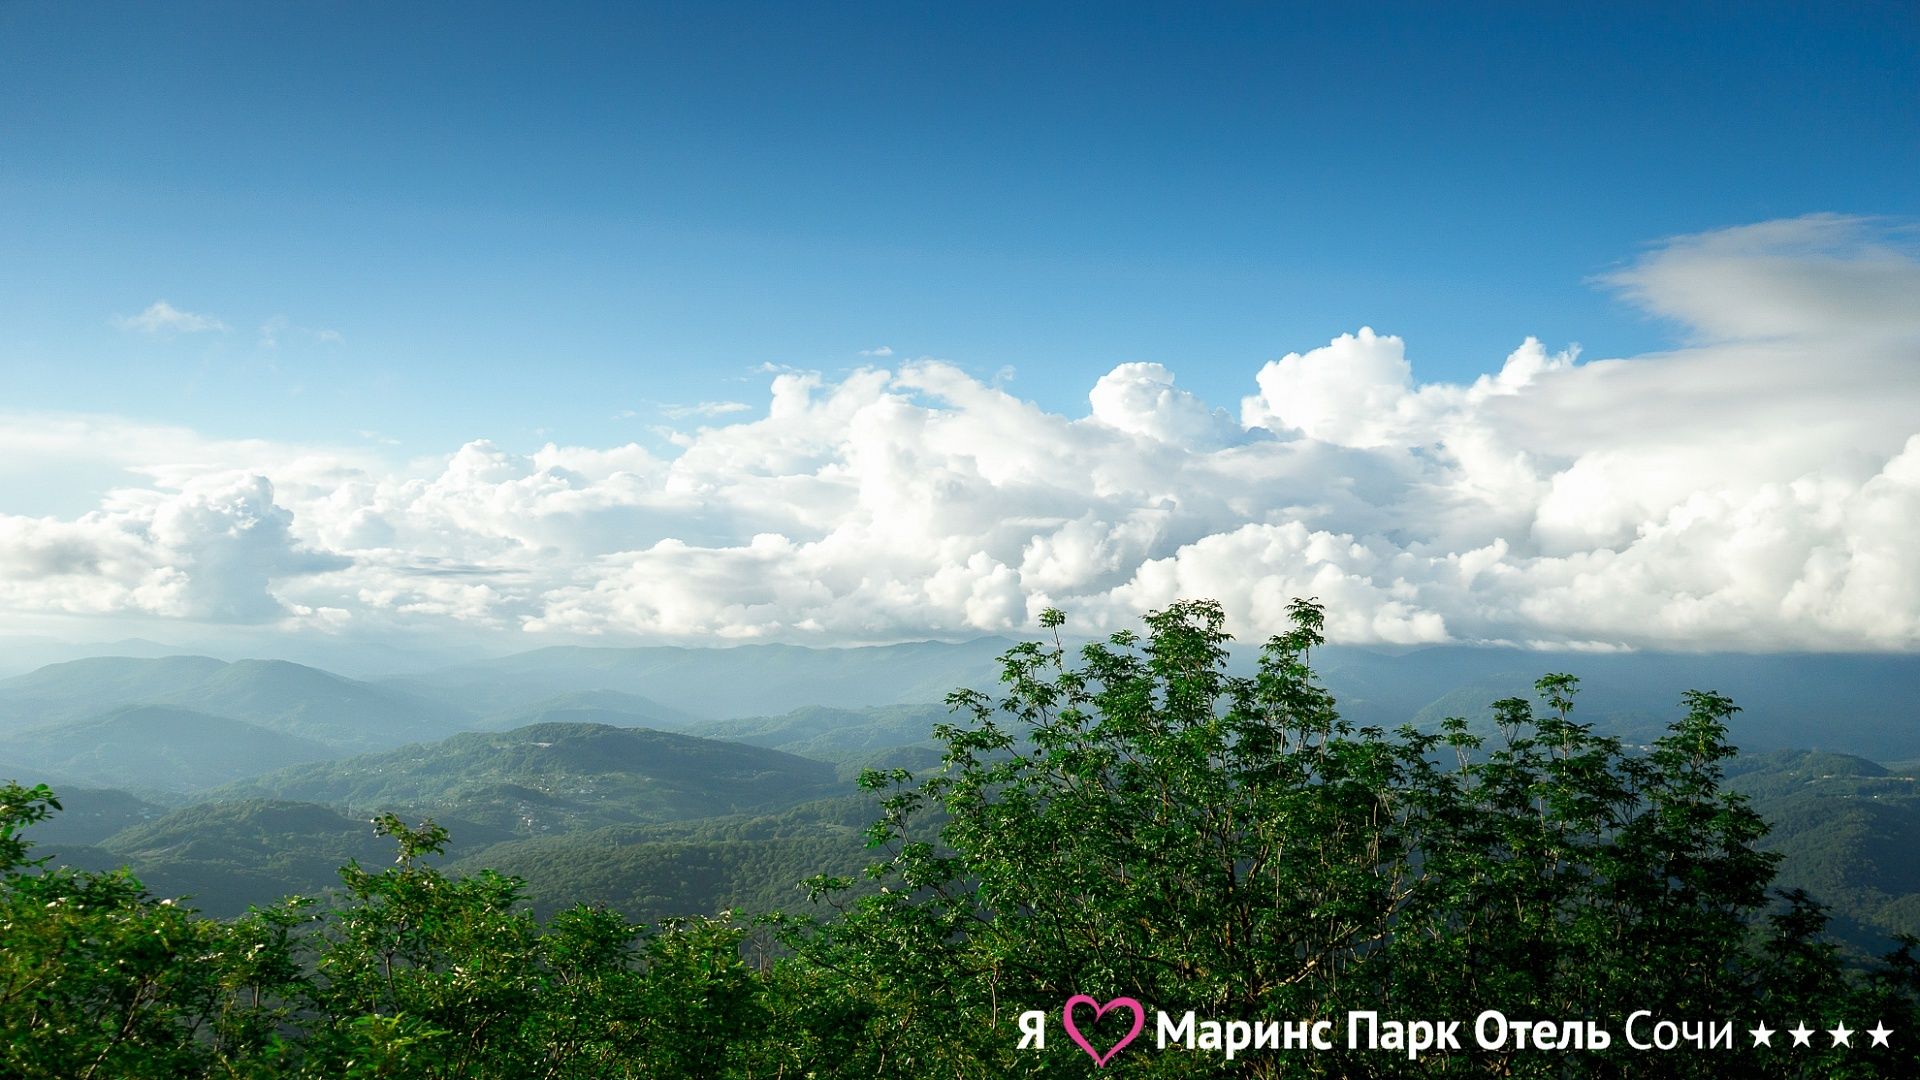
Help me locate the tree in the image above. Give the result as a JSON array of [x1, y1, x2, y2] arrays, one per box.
[[788, 599, 1911, 1076], [0, 781, 285, 1078]]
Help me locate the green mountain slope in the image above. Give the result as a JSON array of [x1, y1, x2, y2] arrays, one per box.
[[1728, 749, 1920, 951], [6, 785, 167, 845], [0, 705, 336, 794], [448, 794, 879, 919], [38, 799, 522, 918], [217, 722, 842, 833], [77, 800, 431, 916]]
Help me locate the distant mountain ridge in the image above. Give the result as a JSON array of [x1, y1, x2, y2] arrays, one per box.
[[682, 703, 953, 762], [383, 637, 1016, 720], [0, 636, 207, 679], [6, 640, 1920, 801], [7, 635, 1920, 949], [1306, 644, 1920, 760], [4, 639, 1920, 769], [0, 655, 231, 721], [479, 689, 706, 731], [0, 655, 476, 750]]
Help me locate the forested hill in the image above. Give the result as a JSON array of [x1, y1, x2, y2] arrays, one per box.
[[0, 705, 333, 794], [214, 721, 841, 833]]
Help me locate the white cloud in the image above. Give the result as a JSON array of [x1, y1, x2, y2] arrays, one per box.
[[1088, 362, 1243, 448], [0, 474, 347, 623], [113, 300, 229, 335], [1240, 327, 1417, 447], [1598, 214, 1920, 343], [12, 217, 1920, 651], [860, 345, 894, 357], [662, 401, 753, 419]]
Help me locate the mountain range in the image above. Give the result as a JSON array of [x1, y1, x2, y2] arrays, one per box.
[[6, 635, 1920, 947]]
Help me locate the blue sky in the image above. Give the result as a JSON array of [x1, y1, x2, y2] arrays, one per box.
[[1, 3, 1917, 652], [4, 2, 1913, 457]]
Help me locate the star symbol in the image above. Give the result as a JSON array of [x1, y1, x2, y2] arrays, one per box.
[[1830, 1023, 1853, 1047], [1749, 1022, 1774, 1047], [1869, 1022, 1892, 1047], [1789, 1023, 1814, 1047]]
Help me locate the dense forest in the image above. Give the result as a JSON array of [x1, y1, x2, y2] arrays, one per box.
[[5, 600, 1919, 1076]]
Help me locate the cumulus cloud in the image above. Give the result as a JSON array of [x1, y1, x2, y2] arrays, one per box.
[[113, 300, 229, 335], [1239, 328, 1577, 449], [11, 217, 1920, 651], [860, 345, 894, 357], [1089, 362, 1243, 448], [0, 474, 347, 622]]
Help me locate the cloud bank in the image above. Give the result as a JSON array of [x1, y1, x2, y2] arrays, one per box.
[[9, 216, 1919, 651]]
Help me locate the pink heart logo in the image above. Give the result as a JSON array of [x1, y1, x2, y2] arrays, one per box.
[[1062, 994, 1145, 1067]]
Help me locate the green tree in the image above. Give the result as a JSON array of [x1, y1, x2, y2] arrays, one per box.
[[0, 781, 296, 1078], [785, 599, 1909, 1077]]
